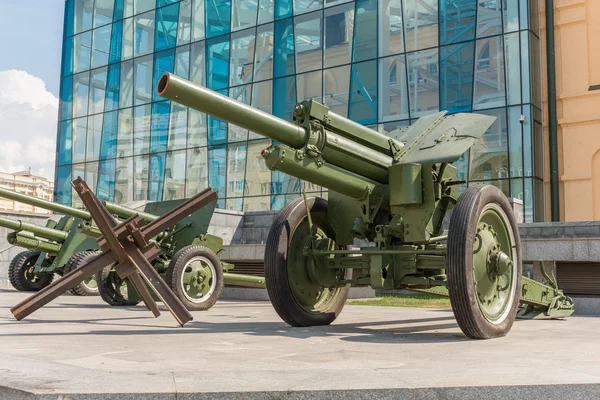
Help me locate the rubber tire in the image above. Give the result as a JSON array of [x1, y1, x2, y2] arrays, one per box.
[[165, 245, 224, 311], [8, 251, 53, 291], [265, 196, 349, 327], [447, 184, 522, 339], [97, 267, 140, 307], [63, 251, 101, 296]]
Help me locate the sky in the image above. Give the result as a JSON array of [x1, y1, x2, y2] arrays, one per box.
[[0, 0, 65, 181]]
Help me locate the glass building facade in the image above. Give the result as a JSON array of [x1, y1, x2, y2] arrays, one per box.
[[55, 0, 544, 221]]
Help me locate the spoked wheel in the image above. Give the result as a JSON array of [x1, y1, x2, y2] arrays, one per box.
[[447, 185, 522, 339], [63, 251, 100, 296], [265, 197, 349, 327], [97, 267, 140, 306], [165, 245, 224, 311], [8, 251, 53, 291]]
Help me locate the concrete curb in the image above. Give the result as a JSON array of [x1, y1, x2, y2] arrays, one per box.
[[2, 384, 600, 400]]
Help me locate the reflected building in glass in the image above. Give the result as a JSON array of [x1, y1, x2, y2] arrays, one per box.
[[55, 0, 544, 221]]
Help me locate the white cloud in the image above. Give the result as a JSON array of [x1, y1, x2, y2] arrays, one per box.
[[0, 69, 58, 181]]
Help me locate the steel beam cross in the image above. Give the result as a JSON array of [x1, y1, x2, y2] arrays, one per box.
[[10, 177, 218, 326]]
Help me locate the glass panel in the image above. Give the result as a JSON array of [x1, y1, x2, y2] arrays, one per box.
[[155, 3, 179, 52], [134, 54, 153, 105], [253, 23, 274, 81], [148, 153, 165, 201], [192, 0, 206, 41], [105, 64, 120, 112], [122, 17, 134, 59], [85, 161, 99, 195], [94, 0, 115, 28], [92, 25, 112, 68], [89, 67, 108, 114], [134, 154, 149, 200], [62, 36, 74, 77], [73, 72, 90, 118], [379, 0, 403, 57], [233, 0, 258, 30], [258, 0, 274, 24], [504, 32, 521, 106], [115, 157, 134, 203], [295, 11, 322, 74], [188, 109, 208, 147], [229, 84, 251, 142], [58, 121, 73, 166], [124, 0, 134, 18], [274, 18, 295, 78], [455, 151, 469, 181], [271, 193, 299, 210], [119, 60, 134, 108], [97, 159, 116, 201], [60, 76, 73, 121], [151, 101, 171, 153], [324, 3, 354, 68], [86, 114, 103, 161], [109, 21, 123, 63], [522, 105, 532, 176], [295, 0, 322, 15], [226, 198, 244, 211], [55, 165, 72, 206], [403, 0, 438, 52], [504, 0, 519, 33], [206, 0, 231, 38], [73, 118, 87, 164], [117, 108, 134, 157], [439, 0, 476, 45], [469, 108, 509, 181], [169, 103, 188, 150], [477, 0, 502, 38], [245, 140, 272, 196], [175, 45, 190, 78], [297, 70, 323, 102], [164, 150, 187, 200], [523, 178, 533, 222], [206, 36, 230, 90], [510, 177, 523, 202], [74, 0, 94, 34], [244, 196, 270, 211], [65, 0, 75, 38], [152, 49, 175, 102], [230, 28, 256, 87], [134, 10, 155, 56], [134, 104, 152, 154], [349, 60, 377, 124], [72, 164, 86, 207], [406, 48, 439, 118], [530, 32, 542, 108], [250, 80, 273, 139], [272, 169, 300, 196], [273, 76, 297, 120], [473, 36, 506, 110], [190, 40, 206, 85], [74, 31, 92, 73], [276, 0, 292, 19], [134, 0, 154, 15], [185, 147, 209, 197], [114, 0, 124, 21], [324, 65, 350, 117], [520, 30, 531, 103], [378, 119, 410, 135], [227, 143, 247, 198], [508, 106, 523, 177], [534, 121, 543, 179], [353, 0, 377, 62], [178, 0, 192, 45], [100, 110, 118, 160], [208, 146, 227, 201], [440, 42, 475, 113]]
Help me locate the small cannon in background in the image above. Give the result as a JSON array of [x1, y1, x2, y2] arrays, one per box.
[[158, 73, 574, 339], [0, 187, 264, 311]]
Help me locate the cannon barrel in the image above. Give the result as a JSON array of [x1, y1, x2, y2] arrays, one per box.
[[103, 202, 159, 223], [7, 233, 63, 254], [0, 216, 68, 242], [0, 188, 91, 220], [157, 73, 395, 184]]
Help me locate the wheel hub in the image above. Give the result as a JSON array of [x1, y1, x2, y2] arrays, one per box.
[[181, 257, 215, 304]]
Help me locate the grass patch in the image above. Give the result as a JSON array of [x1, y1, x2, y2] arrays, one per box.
[[347, 293, 451, 309]]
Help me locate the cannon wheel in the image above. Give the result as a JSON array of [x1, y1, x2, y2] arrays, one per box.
[[8, 251, 53, 292], [63, 251, 100, 296], [265, 197, 349, 327], [447, 185, 522, 339], [165, 245, 224, 311], [97, 267, 140, 306]]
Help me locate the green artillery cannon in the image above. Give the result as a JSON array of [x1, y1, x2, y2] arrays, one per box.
[[158, 73, 574, 339], [0, 187, 265, 311]]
